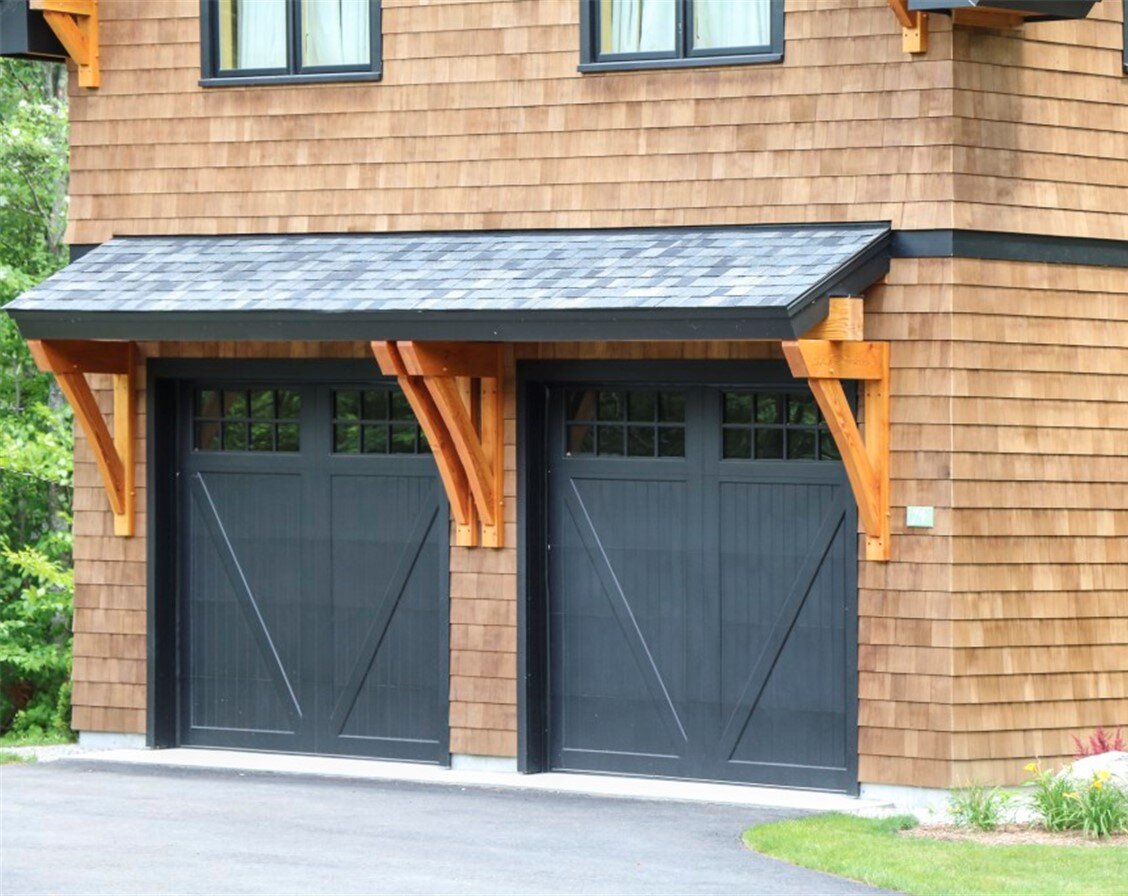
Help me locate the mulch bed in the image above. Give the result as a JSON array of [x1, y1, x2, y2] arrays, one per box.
[[901, 824, 1128, 848]]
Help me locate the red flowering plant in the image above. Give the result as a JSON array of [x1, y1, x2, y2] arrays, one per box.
[[1072, 727, 1127, 758]]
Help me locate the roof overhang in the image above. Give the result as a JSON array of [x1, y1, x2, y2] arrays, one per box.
[[5, 224, 891, 342]]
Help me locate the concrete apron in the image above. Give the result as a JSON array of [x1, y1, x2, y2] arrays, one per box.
[[67, 747, 893, 814]]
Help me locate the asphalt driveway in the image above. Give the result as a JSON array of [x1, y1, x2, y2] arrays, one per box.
[[1, 761, 885, 895]]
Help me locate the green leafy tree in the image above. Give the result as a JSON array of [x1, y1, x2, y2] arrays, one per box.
[[0, 58, 72, 739]]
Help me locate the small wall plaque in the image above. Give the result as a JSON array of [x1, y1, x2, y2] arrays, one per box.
[[906, 506, 935, 529]]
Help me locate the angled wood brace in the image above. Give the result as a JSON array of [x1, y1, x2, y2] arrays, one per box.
[[887, 0, 928, 53], [27, 339, 135, 536], [372, 341, 505, 549], [783, 337, 891, 562], [30, 0, 100, 88]]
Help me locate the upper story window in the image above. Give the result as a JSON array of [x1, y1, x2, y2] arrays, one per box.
[[200, 0, 382, 86], [579, 0, 783, 72]]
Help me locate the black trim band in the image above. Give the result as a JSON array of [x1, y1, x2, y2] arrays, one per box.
[[892, 229, 1128, 268], [8, 305, 833, 343]]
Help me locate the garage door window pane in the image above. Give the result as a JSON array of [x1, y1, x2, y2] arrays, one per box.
[[566, 389, 598, 421], [195, 387, 301, 452], [332, 388, 429, 455], [565, 388, 686, 458], [195, 421, 221, 451], [598, 391, 625, 421], [627, 391, 657, 421], [249, 390, 275, 419], [277, 423, 301, 452], [362, 390, 388, 420], [250, 423, 274, 451], [723, 427, 751, 459], [658, 427, 685, 458], [196, 389, 221, 417], [597, 426, 626, 456], [223, 422, 248, 451], [224, 390, 248, 418], [627, 426, 655, 456], [335, 424, 360, 453], [722, 390, 838, 462], [659, 392, 685, 422], [754, 428, 783, 459], [277, 391, 301, 420], [787, 394, 818, 426], [787, 430, 817, 460], [362, 425, 389, 454], [723, 392, 752, 424]]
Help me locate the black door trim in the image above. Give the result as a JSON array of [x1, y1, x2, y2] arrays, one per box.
[[147, 358, 450, 761], [516, 359, 859, 792]]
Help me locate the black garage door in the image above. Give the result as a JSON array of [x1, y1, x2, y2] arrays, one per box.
[[176, 375, 448, 762], [545, 368, 857, 791]]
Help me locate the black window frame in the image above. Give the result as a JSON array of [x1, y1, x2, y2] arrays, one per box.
[[199, 0, 382, 87], [579, 0, 784, 73], [1123, 6, 1127, 75]]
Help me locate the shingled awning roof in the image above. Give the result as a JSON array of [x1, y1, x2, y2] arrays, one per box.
[[5, 224, 891, 341]]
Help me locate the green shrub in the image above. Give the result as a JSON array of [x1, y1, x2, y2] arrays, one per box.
[[1025, 762, 1082, 832], [1025, 762, 1128, 838], [1069, 771, 1128, 839], [948, 783, 1012, 831]]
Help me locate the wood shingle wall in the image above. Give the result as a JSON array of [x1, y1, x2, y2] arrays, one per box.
[[946, 259, 1128, 784], [955, 1, 1128, 240], [66, 0, 958, 244]]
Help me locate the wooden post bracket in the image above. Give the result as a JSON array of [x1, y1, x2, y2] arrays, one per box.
[[30, 0, 100, 88], [783, 337, 891, 562], [887, 0, 929, 53], [27, 339, 135, 536], [372, 341, 505, 549]]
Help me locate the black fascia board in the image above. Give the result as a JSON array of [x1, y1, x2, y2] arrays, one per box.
[[893, 229, 1128, 268], [6, 305, 823, 343]]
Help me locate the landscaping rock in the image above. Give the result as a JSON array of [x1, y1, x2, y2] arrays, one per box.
[[1058, 751, 1128, 791]]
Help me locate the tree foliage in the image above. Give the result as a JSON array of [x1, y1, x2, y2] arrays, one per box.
[[0, 58, 71, 739]]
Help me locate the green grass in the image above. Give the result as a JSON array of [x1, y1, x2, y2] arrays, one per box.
[[0, 750, 35, 765], [743, 813, 1128, 896]]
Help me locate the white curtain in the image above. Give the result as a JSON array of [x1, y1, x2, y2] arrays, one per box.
[[693, 0, 771, 50], [605, 0, 676, 54], [304, 0, 371, 67], [235, 0, 287, 69]]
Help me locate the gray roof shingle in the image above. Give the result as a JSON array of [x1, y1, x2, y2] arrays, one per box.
[[4, 225, 890, 341]]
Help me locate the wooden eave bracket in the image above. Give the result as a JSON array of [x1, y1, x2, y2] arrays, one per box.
[[372, 341, 505, 548], [30, 0, 100, 88], [27, 339, 135, 536], [887, 0, 929, 53], [784, 299, 891, 561]]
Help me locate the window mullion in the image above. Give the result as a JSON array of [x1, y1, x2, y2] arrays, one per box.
[[678, 0, 690, 59], [290, 0, 302, 73]]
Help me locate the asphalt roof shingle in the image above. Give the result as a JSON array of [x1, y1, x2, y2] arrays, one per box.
[[6, 225, 890, 318]]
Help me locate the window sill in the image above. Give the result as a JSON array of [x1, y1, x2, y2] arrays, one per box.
[[578, 52, 782, 74], [199, 70, 382, 88]]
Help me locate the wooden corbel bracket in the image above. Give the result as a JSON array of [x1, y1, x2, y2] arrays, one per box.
[[372, 341, 505, 548], [30, 0, 100, 88], [783, 338, 891, 562], [887, 0, 929, 53], [27, 339, 135, 536]]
